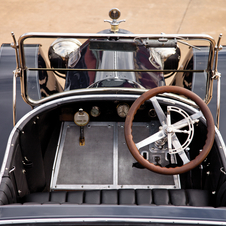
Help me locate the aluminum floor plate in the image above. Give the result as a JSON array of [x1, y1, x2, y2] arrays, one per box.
[[51, 121, 180, 190]]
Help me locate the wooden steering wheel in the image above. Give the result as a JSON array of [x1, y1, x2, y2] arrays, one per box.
[[124, 86, 215, 175]]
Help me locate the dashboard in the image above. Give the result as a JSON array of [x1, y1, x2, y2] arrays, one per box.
[[59, 100, 159, 124]]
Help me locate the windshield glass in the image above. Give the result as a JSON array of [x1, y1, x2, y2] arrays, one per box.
[[64, 40, 164, 91], [19, 33, 215, 105]]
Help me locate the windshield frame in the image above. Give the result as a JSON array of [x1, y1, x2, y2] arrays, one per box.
[[17, 32, 216, 107]]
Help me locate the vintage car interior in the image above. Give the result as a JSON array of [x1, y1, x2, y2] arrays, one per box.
[[0, 8, 226, 226]]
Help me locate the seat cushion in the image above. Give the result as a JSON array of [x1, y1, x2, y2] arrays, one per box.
[[21, 189, 211, 206]]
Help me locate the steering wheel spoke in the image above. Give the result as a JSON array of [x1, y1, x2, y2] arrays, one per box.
[[173, 129, 190, 134], [151, 96, 167, 125], [167, 133, 172, 151], [136, 130, 166, 150], [171, 134, 190, 164], [125, 86, 215, 175]]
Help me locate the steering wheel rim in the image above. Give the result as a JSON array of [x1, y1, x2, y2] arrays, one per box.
[[124, 86, 215, 175]]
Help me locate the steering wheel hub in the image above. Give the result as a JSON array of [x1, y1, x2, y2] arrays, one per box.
[[166, 126, 174, 134]]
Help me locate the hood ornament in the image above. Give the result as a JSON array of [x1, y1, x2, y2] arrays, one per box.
[[104, 8, 125, 33]]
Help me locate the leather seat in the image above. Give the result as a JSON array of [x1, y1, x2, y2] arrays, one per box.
[[21, 189, 211, 206]]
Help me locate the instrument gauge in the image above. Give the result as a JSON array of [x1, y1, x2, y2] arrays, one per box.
[[117, 103, 130, 118], [74, 108, 89, 126], [90, 106, 100, 117]]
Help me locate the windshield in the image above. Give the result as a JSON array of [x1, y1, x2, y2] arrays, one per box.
[[64, 40, 164, 90], [18, 33, 215, 106]]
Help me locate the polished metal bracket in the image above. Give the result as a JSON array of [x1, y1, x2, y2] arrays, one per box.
[[212, 34, 223, 129], [11, 32, 21, 126]]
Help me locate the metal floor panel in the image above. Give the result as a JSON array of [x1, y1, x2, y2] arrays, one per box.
[[50, 121, 180, 190]]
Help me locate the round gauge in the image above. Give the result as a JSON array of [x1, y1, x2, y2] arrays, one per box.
[[109, 8, 121, 20], [90, 106, 100, 117], [117, 103, 130, 118], [74, 108, 89, 126], [148, 109, 157, 117]]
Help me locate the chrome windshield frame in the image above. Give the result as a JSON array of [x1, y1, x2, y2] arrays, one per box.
[[17, 32, 217, 107]]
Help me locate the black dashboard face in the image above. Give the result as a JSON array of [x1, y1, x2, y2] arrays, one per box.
[[59, 100, 159, 123]]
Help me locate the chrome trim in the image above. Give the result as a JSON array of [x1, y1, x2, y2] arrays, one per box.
[[12, 69, 17, 126], [28, 68, 205, 72], [212, 34, 223, 128], [215, 126, 226, 171], [17, 32, 216, 106], [54, 184, 177, 190], [213, 34, 223, 78], [113, 122, 118, 187], [11, 32, 20, 69], [25, 86, 199, 108], [50, 122, 65, 189], [27, 88, 147, 106], [216, 72, 221, 128], [11, 32, 22, 126], [0, 216, 226, 225]]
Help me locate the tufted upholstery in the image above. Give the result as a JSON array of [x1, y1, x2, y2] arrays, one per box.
[[20, 189, 211, 206]]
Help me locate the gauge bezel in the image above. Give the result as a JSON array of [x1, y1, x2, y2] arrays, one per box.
[[90, 106, 101, 117], [74, 109, 90, 126], [116, 103, 130, 118]]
